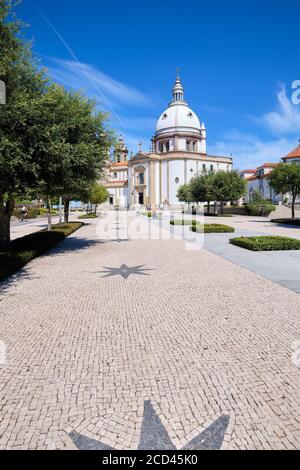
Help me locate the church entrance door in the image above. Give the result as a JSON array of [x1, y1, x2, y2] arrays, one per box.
[[138, 192, 144, 205]]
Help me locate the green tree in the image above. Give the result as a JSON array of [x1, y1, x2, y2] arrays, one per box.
[[189, 172, 215, 213], [85, 184, 109, 214], [28, 84, 112, 227], [268, 163, 300, 219], [177, 184, 193, 205], [251, 189, 264, 203], [0, 0, 47, 248], [213, 171, 247, 215]]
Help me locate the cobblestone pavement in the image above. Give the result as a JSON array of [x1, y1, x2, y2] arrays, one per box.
[[204, 215, 300, 240], [0, 215, 300, 450]]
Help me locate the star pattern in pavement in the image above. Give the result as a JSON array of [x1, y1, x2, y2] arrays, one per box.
[[99, 264, 154, 280], [69, 400, 230, 450]]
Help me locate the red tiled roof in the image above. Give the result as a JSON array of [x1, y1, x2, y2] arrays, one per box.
[[241, 169, 256, 173], [256, 162, 279, 169], [282, 145, 300, 160]]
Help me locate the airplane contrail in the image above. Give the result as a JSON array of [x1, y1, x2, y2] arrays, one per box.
[[32, 2, 123, 125]]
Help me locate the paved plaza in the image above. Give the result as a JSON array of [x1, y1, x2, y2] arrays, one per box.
[[0, 214, 300, 450]]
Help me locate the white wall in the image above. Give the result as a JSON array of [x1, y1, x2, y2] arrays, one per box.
[[169, 160, 185, 204]]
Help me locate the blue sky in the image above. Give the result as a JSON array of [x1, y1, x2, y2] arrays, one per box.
[[18, 0, 300, 169]]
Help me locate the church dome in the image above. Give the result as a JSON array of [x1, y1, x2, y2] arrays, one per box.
[[155, 71, 201, 137]]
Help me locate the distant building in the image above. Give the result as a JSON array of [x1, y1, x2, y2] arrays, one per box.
[[243, 163, 280, 203], [104, 136, 129, 208], [241, 142, 300, 204], [105, 71, 233, 209]]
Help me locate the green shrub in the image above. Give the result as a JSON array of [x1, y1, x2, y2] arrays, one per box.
[[40, 208, 58, 216], [78, 213, 98, 219], [190, 224, 235, 233], [271, 218, 300, 226], [13, 207, 40, 219], [246, 203, 276, 216], [170, 219, 197, 225], [230, 236, 300, 251], [0, 222, 83, 282]]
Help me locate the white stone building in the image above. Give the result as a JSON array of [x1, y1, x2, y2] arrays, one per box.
[[241, 143, 300, 205], [242, 163, 280, 203], [105, 72, 233, 209]]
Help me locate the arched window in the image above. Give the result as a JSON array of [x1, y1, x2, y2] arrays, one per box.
[[139, 172, 145, 185]]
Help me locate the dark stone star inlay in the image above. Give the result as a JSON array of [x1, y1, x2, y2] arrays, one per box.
[[99, 264, 153, 280], [69, 400, 230, 451]]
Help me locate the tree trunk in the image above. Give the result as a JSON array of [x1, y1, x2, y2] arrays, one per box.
[[64, 198, 70, 223], [0, 194, 15, 250], [47, 197, 52, 232], [207, 200, 210, 214], [58, 197, 63, 225], [220, 201, 224, 215], [292, 194, 296, 219]]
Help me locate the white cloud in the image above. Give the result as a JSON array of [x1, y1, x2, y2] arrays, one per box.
[[256, 85, 300, 134], [47, 58, 152, 111], [208, 131, 296, 170]]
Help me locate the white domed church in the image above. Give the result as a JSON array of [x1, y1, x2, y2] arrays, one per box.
[[105, 72, 233, 209]]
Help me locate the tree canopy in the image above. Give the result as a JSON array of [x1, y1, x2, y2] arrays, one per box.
[[177, 170, 247, 214], [0, 0, 114, 246], [268, 163, 300, 218]]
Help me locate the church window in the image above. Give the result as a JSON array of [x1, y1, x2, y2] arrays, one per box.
[[162, 113, 168, 119], [175, 177, 179, 184], [113, 172, 117, 178], [202, 164, 206, 172], [165, 141, 170, 152], [188, 112, 193, 118], [159, 142, 163, 153], [210, 164, 214, 172], [186, 140, 191, 151], [139, 172, 145, 185]]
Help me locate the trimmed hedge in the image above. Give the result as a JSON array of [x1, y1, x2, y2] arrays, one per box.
[[271, 218, 300, 226], [246, 203, 276, 216], [40, 208, 58, 216], [0, 222, 83, 282], [78, 213, 98, 219], [230, 236, 300, 251], [190, 224, 235, 233], [170, 219, 197, 226]]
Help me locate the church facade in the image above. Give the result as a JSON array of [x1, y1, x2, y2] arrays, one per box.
[[105, 72, 233, 209]]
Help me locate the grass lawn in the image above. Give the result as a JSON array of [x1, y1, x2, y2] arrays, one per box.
[[230, 236, 300, 251], [78, 213, 98, 219], [190, 224, 235, 233], [0, 222, 84, 282]]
